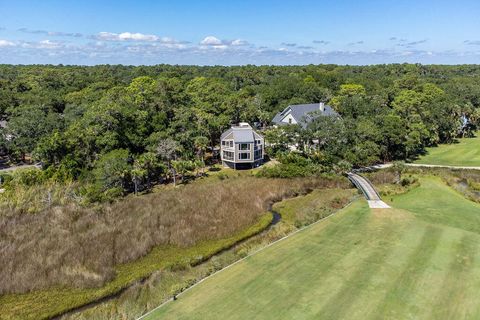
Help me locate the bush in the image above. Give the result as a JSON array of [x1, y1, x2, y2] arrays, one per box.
[[257, 163, 324, 178], [0, 172, 13, 186], [276, 152, 312, 166], [11, 168, 45, 186], [400, 175, 418, 186]]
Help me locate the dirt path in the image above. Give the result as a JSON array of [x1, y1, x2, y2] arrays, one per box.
[[0, 163, 41, 172]]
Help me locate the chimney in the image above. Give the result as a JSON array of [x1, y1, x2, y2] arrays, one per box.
[[319, 102, 325, 112]]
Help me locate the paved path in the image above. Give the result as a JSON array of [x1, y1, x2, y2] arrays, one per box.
[[368, 163, 480, 171], [347, 172, 390, 209], [405, 163, 480, 170]]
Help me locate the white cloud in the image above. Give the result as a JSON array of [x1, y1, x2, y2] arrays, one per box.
[[200, 36, 223, 46], [2, 31, 480, 65], [95, 32, 159, 42], [37, 40, 63, 49], [200, 36, 250, 50], [230, 39, 249, 46], [0, 39, 15, 47], [17, 28, 82, 38], [464, 40, 480, 46], [119, 32, 158, 41]]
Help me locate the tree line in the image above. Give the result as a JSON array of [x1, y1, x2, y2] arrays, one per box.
[[0, 64, 478, 199]]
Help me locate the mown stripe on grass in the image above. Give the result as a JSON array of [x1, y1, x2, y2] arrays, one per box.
[[372, 225, 443, 320], [429, 234, 478, 320], [313, 214, 405, 319], [195, 202, 373, 317], [343, 215, 426, 319]]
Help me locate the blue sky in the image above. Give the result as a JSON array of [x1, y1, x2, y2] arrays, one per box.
[[1, 0, 480, 65]]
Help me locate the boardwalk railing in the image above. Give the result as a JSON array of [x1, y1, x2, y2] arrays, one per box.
[[347, 172, 381, 201]]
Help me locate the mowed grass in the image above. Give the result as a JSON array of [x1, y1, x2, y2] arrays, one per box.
[[415, 133, 480, 167], [146, 177, 480, 320]]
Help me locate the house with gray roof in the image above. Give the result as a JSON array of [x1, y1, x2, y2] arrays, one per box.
[[272, 102, 337, 128], [220, 123, 264, 169]]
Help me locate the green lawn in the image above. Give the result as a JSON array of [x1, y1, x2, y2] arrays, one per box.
[[415, 133, 480, 167], [145, 177, 480, 320]]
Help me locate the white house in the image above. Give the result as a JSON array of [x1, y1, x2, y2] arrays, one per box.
[[220, 123, 264, 169]]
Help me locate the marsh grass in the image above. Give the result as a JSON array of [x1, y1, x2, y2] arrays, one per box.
[[0, 175, 348, 295], [0, 179, 82, 215]]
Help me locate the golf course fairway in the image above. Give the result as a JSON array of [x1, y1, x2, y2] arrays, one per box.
[[144, 177, 480, 320], [414, 133, 480, 167]]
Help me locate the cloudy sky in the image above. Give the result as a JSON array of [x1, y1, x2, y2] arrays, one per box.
[[1, 0, 480, 65]]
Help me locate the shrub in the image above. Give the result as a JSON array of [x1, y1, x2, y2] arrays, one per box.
[[0, 172, 13, 185], [400, 175, 418, 186], [11, 168, 45, 186], [257, 163, 324, 178]]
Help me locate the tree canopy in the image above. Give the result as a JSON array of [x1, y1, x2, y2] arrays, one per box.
[[0, 63, 478, 197]]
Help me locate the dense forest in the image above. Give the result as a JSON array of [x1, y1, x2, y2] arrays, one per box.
[[0, 64, 479, 200]]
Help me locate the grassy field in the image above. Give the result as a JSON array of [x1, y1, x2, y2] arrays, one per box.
[[146, 177, 480, 320], [0, 174, 350, 320], [414, 133, 480, 167]]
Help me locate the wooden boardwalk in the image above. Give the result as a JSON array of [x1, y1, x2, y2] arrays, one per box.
[[347, 172, 390, 209]]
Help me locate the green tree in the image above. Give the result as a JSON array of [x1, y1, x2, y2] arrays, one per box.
[[92, 149, 132, 193]]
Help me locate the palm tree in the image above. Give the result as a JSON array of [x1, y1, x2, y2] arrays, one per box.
[[172, 160, 191, 185], [194, 136, 209, 175], [156, 138, 179, 184]]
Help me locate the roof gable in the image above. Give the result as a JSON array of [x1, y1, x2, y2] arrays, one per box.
[[272, 103, 337, 127]]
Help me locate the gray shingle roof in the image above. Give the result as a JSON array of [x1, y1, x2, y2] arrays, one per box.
[[233, 129, 255, 143], [220, 123, 263, 143], [220, 128, 233, 140], [272, 103, 337, 128]]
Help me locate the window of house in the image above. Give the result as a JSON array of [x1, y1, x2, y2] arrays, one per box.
[[223, 151, 234, 160], [254, 150, 262, 159], [221, 141, 225, 146], [288, 117, 292, 124], [239, 152, 250, 160], [239, 143, 250, 150], [229, 141, 233, 147]]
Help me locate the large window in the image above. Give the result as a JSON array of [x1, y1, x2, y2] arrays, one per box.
[[239, 143, 250, 150], [254, 149, 262, 159], [239, 152, 250, 160], [223, 151, 234, 161]]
